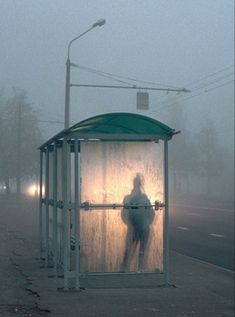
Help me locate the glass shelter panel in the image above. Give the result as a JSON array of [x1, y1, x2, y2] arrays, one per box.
[[56, 147, 64, 267], [40, 150, 46, 259], [80, 141, 164, 273], [48, 150, 54, 259]]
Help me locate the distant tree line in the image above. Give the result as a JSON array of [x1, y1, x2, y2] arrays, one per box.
[[0, 88, 43, 195], [165, 97, 226, 199]]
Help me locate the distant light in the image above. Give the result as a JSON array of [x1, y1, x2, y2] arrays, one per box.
[[0, 185, 7, 191], [26, 183, 45, 197]]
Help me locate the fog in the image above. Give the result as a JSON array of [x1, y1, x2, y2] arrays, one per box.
[[0, 0, 234, 201]]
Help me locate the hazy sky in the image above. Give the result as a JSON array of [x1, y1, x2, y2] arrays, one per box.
[[1, 0, 234, 140]]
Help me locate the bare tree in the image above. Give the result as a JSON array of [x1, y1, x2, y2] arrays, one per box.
[[197, 118, 223, 197], [0, 88, 42, 196], [163, 96, 196, 193]]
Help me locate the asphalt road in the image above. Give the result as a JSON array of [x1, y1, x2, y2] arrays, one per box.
[[169, 201, 234, 270]]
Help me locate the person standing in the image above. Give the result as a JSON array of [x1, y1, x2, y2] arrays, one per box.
[[121, 173, 154, 272]]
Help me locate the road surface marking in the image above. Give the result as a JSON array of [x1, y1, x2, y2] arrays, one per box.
[[187, 212, 200, 217], [171, 203, 234, 213], [177, 226, 190, 231], [209, 233, 225, 238]]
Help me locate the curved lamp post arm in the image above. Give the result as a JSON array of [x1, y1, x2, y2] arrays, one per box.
[[67, 19, 106, 59], [65, 19, 106, 129], [67, 26, 93, 59]]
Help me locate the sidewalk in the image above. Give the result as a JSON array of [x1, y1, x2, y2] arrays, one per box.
[[0, 199, 234, 317]]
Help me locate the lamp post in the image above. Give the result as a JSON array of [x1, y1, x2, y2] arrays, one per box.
[[64, 19, 106, 129]]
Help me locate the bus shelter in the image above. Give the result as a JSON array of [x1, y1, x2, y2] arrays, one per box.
[[39, 112, 178, 291]]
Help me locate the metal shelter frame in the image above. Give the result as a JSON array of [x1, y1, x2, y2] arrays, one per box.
[[39, 112, 178, 291]]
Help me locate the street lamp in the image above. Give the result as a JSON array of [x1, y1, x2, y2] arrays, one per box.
[[64, 19, 106, 129]]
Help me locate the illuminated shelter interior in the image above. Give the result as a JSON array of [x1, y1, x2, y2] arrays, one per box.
[[39, 112, 178, 291]]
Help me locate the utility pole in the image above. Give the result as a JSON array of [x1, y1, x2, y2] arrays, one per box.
[[16, 104, 22, 200]]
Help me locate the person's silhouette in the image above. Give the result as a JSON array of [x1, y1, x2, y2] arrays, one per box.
[[121, 173, 154, 271]]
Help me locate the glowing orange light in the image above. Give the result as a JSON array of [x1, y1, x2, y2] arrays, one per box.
[[26, 183, 45, 197]]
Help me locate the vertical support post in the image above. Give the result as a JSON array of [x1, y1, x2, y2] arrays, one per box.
[[62, 138, 69, 290], [53, 142, 58, 276], [67, 142, 72, 272], [64, 58, 71, 129], [74, 140, 81, 290], [39, 149, 43, 259], [16, 104, 22, 200], [45, 146, 50, 267], [163, 139, 169, 286]]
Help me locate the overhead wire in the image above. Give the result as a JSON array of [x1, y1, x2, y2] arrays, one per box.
[[188, 72, 234, 91], [148, 78, 234, 115], [73, 65, 134, 86], [150, 65, 234, 106], [75, 64, 182, 89], [146, 65, 234, 114], [38, 64, 234, 123], [181, 64, 234, 88], [203, 79, 234, 93], [38, 119, 64, 124]]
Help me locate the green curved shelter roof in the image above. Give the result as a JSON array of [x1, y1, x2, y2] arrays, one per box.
[[40, 112, 177, 149], [69, 112, 174, 137]]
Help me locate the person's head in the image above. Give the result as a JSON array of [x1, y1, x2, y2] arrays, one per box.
[[133, 173, 144, 190]]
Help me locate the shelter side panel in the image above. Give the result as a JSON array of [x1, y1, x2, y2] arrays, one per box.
[[79, 141, 164, 273]]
